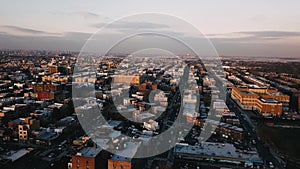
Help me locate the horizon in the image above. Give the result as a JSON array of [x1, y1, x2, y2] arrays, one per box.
[[1, 49, 300, 60]]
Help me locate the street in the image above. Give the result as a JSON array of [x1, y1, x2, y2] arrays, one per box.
[[226, 95, 285, 169]]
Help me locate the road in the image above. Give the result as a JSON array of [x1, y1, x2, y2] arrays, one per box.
[[226, 95, 285, 169]]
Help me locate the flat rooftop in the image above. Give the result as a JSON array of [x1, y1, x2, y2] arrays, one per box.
[[174, 142, 261, 162], [213, 101, 228, 110], [136, 112, 155, 120], [111, 142, 141, 161], [108, 120, 122, 127], [240, 90, 254, 95], [206, 119, 243, 132], [248, 84, 266, 89], [36, 131, 59, 141], [260, 98, 279, 103], [5, 149, 29, 162], [78, 146, 102, 158]]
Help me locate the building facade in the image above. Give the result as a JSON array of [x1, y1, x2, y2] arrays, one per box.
[[231, 86, 289, 116]]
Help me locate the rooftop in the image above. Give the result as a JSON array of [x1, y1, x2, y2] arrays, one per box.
[[260, 98, 279, 103], [108, 120, 122, 127], [136, 112, 155, 120], [240, 90, 254, 95], [248, 84, 266, 89], [174, 142, 261, 162], [77, 146, 102, 158], [5, 149, 29, 162], [111, 142, 141, 161], [36, 130, 59, 141], [206, 119, 243, 132]]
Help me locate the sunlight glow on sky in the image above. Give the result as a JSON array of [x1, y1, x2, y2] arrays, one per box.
[[1, 0, 300, 57]]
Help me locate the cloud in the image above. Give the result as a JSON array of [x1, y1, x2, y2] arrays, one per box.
[[64, 32, 92, 38], [240, 31, 300, 39], [1, 25, 59, 36], [0, 31, 90, 51], [1, 25, 92, 40], [1, 28, 300, 57], [91, 21, 169, 30], [90, 21, 180, 37], [74, 11, 100, 19], [208, 31, 300, 41], [205, 31, 300, 57]]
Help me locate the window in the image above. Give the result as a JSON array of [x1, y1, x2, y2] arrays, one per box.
[[86, 160, 89, 169]]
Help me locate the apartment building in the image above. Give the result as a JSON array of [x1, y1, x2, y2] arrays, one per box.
[[231, 85, 289, 116]]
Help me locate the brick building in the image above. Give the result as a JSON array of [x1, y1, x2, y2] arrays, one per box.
[[231, 85, 289, 116]]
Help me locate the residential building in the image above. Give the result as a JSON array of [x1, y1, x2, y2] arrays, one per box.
[[231, 85, 289, 116]]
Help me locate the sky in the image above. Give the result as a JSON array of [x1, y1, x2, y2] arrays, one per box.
[[1, 0, 300, 57]]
